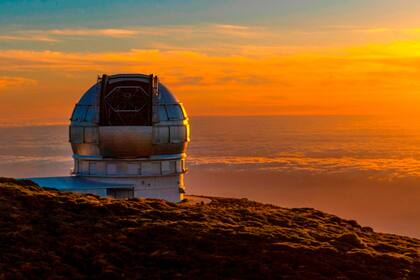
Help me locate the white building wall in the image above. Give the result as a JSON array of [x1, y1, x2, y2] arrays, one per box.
[[78, 174, 183, 202]]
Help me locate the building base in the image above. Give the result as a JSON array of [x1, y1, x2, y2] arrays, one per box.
[[27, 175, 184, 203]]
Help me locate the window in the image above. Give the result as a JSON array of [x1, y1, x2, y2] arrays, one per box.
[[106, 188, 134, 199], [107, 163, 117, 175], [170, 126, 186, 143], [127, 163, 140, 175], [141, 162, 161, 176], [154, 126, 169, 144], [100, 84, 153, 126], [89, 162, 96, 175], [79, 161, 90, 175], [161, 161, 176, 175], [94, 162, 106, 175]]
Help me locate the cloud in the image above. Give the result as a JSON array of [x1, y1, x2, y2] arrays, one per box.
[[211, 24, 266, 37], [0, 34, 57, 42], [188, 155, 420, 179], [3, 23, 420, 51], [325, 25, 420, 35], [0, 76, 37, 89], [0, 155, 71, 164], [0, 24, 266, 43], [326, 25, 393, 33], [47, 28, 140, 38], [0, 28, 143, 43], [1, 38, 420, 119]]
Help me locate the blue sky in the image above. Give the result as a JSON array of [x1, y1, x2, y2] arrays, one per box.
[[1, 0, 420, 123], [2, 0, 420, 53], [1, 0, 418, 29]]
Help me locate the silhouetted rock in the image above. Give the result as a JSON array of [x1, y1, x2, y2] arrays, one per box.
[[0, 180, 419, 279]]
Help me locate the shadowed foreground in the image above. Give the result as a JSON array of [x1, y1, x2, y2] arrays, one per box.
[[0, 178, 419, 279]]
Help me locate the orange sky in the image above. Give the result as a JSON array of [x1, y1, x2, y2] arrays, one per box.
[[1, 2, 420, 124]]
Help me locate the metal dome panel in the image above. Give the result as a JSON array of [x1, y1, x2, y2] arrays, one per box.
[[78, 85, 98, 106], [159, 84, 179, 104], [69, 74, 190, 159]]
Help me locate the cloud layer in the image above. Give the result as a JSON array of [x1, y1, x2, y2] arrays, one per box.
[[1, 23, 420, 122]]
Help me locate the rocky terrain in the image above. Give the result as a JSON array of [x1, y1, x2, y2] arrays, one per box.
[[0, 178, 419, 279]]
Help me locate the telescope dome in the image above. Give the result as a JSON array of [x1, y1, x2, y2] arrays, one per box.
[[30, 74, 189, 202], [69, 74, 190, 160]]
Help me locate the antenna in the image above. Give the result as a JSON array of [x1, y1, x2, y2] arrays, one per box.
[[152, 74, 160, 104]]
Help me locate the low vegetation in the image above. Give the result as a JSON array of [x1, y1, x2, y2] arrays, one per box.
[[0, 178, 419, 279]]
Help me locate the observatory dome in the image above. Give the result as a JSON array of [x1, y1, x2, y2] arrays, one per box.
[[67, 74, 190, 201], [70, 74, 189, 158]]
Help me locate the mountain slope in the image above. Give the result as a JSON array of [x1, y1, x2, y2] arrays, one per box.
[[0, 178, 419, 279]]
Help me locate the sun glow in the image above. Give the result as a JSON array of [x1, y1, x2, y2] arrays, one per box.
[[1, 19, 420, 124]]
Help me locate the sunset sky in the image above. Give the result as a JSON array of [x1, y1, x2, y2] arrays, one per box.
[[1, 0, 420, 124]]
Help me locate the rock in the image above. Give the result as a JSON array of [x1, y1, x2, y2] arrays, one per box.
[[0, 180, 418, 279]]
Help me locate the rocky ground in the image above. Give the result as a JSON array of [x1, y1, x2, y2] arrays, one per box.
[[0, 178, 419, 279]]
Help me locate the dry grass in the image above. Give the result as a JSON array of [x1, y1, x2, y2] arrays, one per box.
[[0, 178, 419, 279]]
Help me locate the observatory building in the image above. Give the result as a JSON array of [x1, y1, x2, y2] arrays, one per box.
[[30, 74, 190, 202]]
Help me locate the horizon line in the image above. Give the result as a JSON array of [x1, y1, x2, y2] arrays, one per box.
[[0, 114, 409, 128]]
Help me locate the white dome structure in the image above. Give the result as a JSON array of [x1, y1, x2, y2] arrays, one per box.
[[30, 74, 190, 202]]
